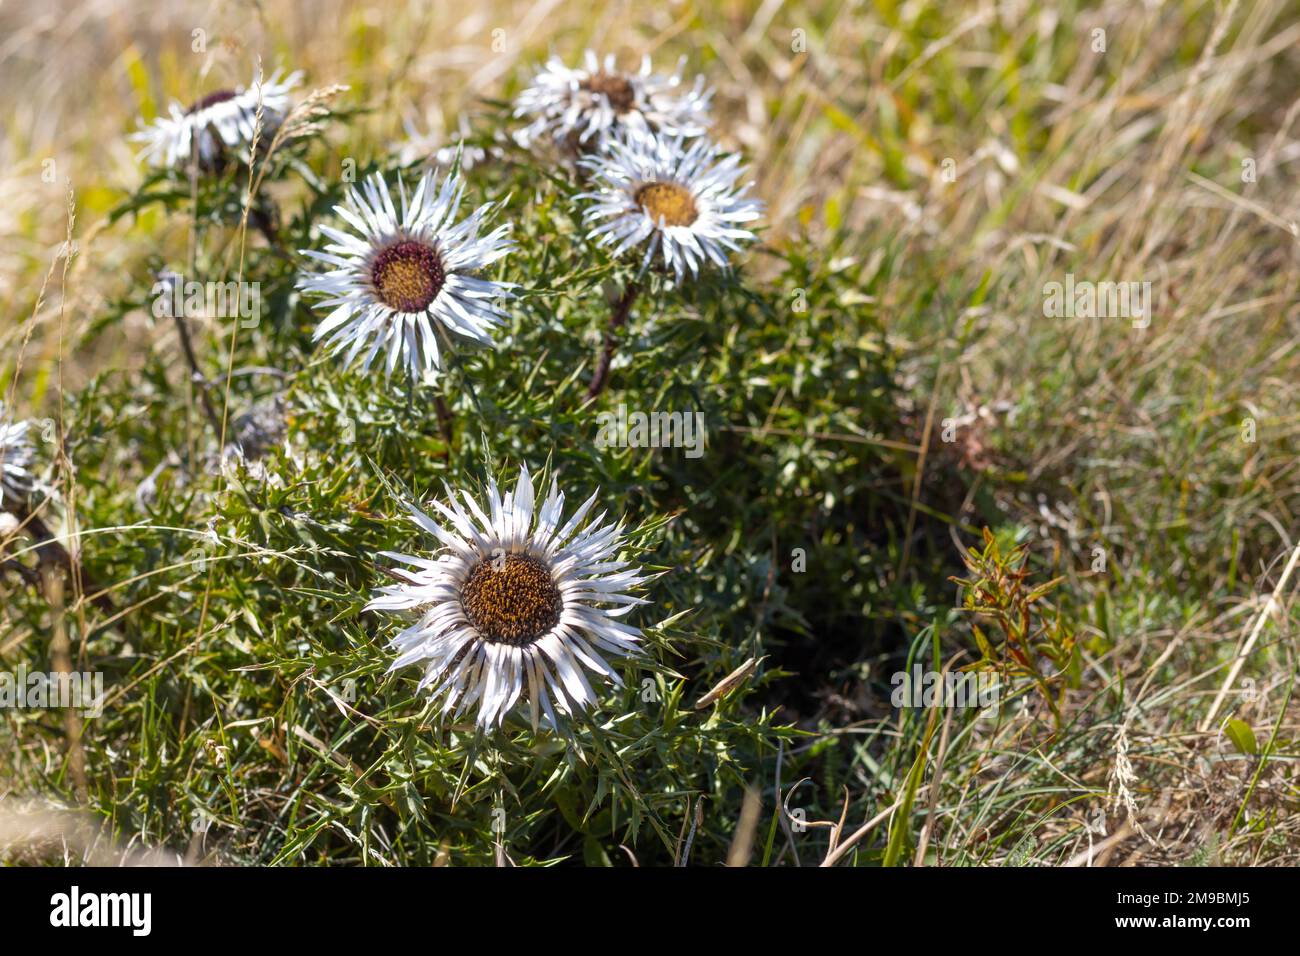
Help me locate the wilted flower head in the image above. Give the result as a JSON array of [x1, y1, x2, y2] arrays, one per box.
[[0, 405, 35, 510], [132, 68, 302, 169], [297, 168, 515, 379], [395, 113, 491, 171], [368, 465, 651, 731], [579, 130, 764, 282], [229, 395, 288, 462], [514, 50, 711, 153]]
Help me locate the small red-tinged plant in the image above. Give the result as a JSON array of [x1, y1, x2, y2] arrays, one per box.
[[951, 528, 1079, 729]]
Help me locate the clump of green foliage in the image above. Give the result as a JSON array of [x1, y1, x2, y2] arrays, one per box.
[[2, 86, 934, 866]]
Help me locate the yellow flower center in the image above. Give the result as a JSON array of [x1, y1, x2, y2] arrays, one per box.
[[636, 181, 698, 227], [370, 240, 445, 313], [461, 553, 563, 646]]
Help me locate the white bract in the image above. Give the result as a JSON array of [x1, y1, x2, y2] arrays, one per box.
[[0, 406, 34, 509], [132, 69, 301, 168], [298, 168, 514, 379], [368, 465, 650, 731], [514, 50, 711, 150], [580, 130, 764, 282]]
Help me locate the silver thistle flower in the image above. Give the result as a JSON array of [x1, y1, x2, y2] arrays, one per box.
[[0, 405, 35, 510], [368, 465, 651, 731], [579, 130, 764, 282], [514, 50, 712, 152], [132, 69, 301, 168], [298, 168, 515, 379]]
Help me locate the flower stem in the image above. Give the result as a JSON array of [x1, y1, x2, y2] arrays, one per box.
[[586, 282, 640, 400], [170, 307, 223, 436], [420, 331, 458, 457], [44, 561, 88, 801], [434, 394, 455, 454]]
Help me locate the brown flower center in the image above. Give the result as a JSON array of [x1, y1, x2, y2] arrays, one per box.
[[186, 89, 239, 115], [635, 181, 698, 227], [461, 553, 563, 646], [370, 240, 445, 312], [581, 72, 636, 112]]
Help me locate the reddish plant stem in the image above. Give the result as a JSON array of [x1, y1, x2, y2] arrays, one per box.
[[6, 508, 115, 614], [585, 282, 640, 400], [170, 307, 223, 436]]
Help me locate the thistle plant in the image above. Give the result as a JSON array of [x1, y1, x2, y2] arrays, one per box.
[[369, 464, 652, 731], [4, 51, 868, 866], [132, 69, 302, 171], [297, 167, 515, 378], [513, 50, 712, 154]]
